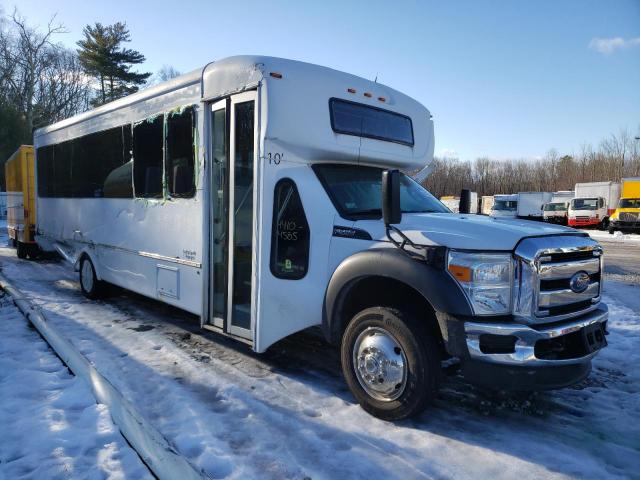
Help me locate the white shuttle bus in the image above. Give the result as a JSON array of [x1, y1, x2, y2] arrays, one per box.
[[34, 56, 609, 419]]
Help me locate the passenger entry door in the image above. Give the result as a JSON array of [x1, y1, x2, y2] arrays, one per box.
[[209, 91, 258, 340]]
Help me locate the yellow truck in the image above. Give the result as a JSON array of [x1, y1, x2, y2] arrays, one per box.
[[609, 177, 640, 234], [5, 145, 38, 258]]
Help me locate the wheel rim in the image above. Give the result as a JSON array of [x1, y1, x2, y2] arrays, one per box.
[[353, 327, 408, 402], [81, 260, 94, 292]]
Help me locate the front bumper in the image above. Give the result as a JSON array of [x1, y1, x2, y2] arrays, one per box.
[[439, 304, 609, 390], [610, 220, 640, 232], [568, 218, 599, 227]]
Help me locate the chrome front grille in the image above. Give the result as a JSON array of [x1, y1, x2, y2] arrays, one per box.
[[536, 252, 600, 315], [514, 235, 602, 324]]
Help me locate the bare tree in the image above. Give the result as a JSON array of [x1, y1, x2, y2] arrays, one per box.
[[0, 9, 91, 131]]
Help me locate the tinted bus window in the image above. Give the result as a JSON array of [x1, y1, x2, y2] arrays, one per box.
[[329, 98, 414, 146], [166, 107, 195, 197], [270, 179, 310, 279], [133, 115, 164, 198]]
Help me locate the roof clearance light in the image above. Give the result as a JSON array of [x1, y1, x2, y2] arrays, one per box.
[[347, 88, 356, 94], [364, 92, 372, 98], [270, 72, 283, 79], [378, 96, 386, 102]]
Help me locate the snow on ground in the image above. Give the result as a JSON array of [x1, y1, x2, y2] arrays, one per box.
[[0, 292, 152, 479], [0, 226, 639, 479], [580, 229, 640, 245]]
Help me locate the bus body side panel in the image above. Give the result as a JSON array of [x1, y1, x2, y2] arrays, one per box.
[[35, 83, 205, 317], [254, 155, 336, 353]]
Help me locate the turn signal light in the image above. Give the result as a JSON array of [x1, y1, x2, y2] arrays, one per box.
[[448, 264, 471, 282]]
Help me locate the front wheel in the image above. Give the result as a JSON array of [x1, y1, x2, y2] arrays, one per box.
[[599, 218, 610, 230], [341, 307, 440, 420]]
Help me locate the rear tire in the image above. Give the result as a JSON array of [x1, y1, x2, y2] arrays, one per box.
[[608, 227, 615, 235], [16, 241, 27, 259], [79, 255, 104, 299], [599, 218, 609, 230], [341, 306, 440, 421]]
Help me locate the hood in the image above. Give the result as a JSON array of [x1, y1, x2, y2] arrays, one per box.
[[354, 213, 581, 250]]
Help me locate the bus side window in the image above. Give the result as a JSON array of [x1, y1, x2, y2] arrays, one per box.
[[270, 178, 310, 279], [166, 106, 195, 198], [133, 115, 164, 198]]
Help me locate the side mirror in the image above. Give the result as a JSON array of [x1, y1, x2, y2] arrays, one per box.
[[459, 189, 471, 214], [382, 169, 402, 225]]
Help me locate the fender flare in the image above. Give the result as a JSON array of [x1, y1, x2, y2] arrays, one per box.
[[323, 248, 473, 343]]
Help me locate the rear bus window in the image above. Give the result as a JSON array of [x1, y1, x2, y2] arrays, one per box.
[[329, 98, 414, 146], [133, 115, 164, 198], [271, 179, 310, 279]]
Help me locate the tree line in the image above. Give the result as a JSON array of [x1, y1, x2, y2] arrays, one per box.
[[0, 8, 179, 186], [421, 128, 640, 198]]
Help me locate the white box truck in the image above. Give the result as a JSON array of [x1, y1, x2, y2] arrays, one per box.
[[33, 55, 609, 420], [569, 182, 621, 229], [480, 195, 494, 215], [543, 190, 574, 225], [517, 192, 553, 220]]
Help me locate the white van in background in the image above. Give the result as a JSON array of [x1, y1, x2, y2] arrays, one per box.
[[490, 194, 518, 218], [543, 190, 574, 225], [517, 192, 553, 220]]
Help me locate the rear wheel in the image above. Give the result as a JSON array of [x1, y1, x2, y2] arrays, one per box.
[[599, 218, 609, 230], [608, 227, 615, 235], [341, 306, 440, 420], [79, 255, 105, 299], [16, 241, 27, 259]]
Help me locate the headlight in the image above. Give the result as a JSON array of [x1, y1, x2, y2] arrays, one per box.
[[447, 251, 513, 315]]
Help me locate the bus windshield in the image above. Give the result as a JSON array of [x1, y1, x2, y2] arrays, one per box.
[[571, 198, 598, 210], [313, 164, 449, 219]]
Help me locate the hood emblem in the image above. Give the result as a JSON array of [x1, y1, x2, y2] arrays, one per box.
[[569, 271, 590, 293]]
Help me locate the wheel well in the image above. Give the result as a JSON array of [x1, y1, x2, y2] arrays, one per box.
[[332, 276, 446, 356]]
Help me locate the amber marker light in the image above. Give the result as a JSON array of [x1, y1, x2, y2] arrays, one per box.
[[448, 264, 472, 282], [364, 92, 372, 98], [347, 88, 356, 94], [270, 72, 283, 79]]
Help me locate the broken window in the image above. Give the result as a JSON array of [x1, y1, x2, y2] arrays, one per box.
[[166, 106, 195, 197], [133, 115, 164, 198]]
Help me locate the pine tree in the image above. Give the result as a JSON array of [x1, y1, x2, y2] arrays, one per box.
[[77, 22, 151, 106]]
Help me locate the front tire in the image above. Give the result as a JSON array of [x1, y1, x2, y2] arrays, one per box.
[[341, 307, 440, 420], [79, 255, 105, 299]]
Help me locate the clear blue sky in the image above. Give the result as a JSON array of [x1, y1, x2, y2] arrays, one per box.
[[5, 0, 640, 161]]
